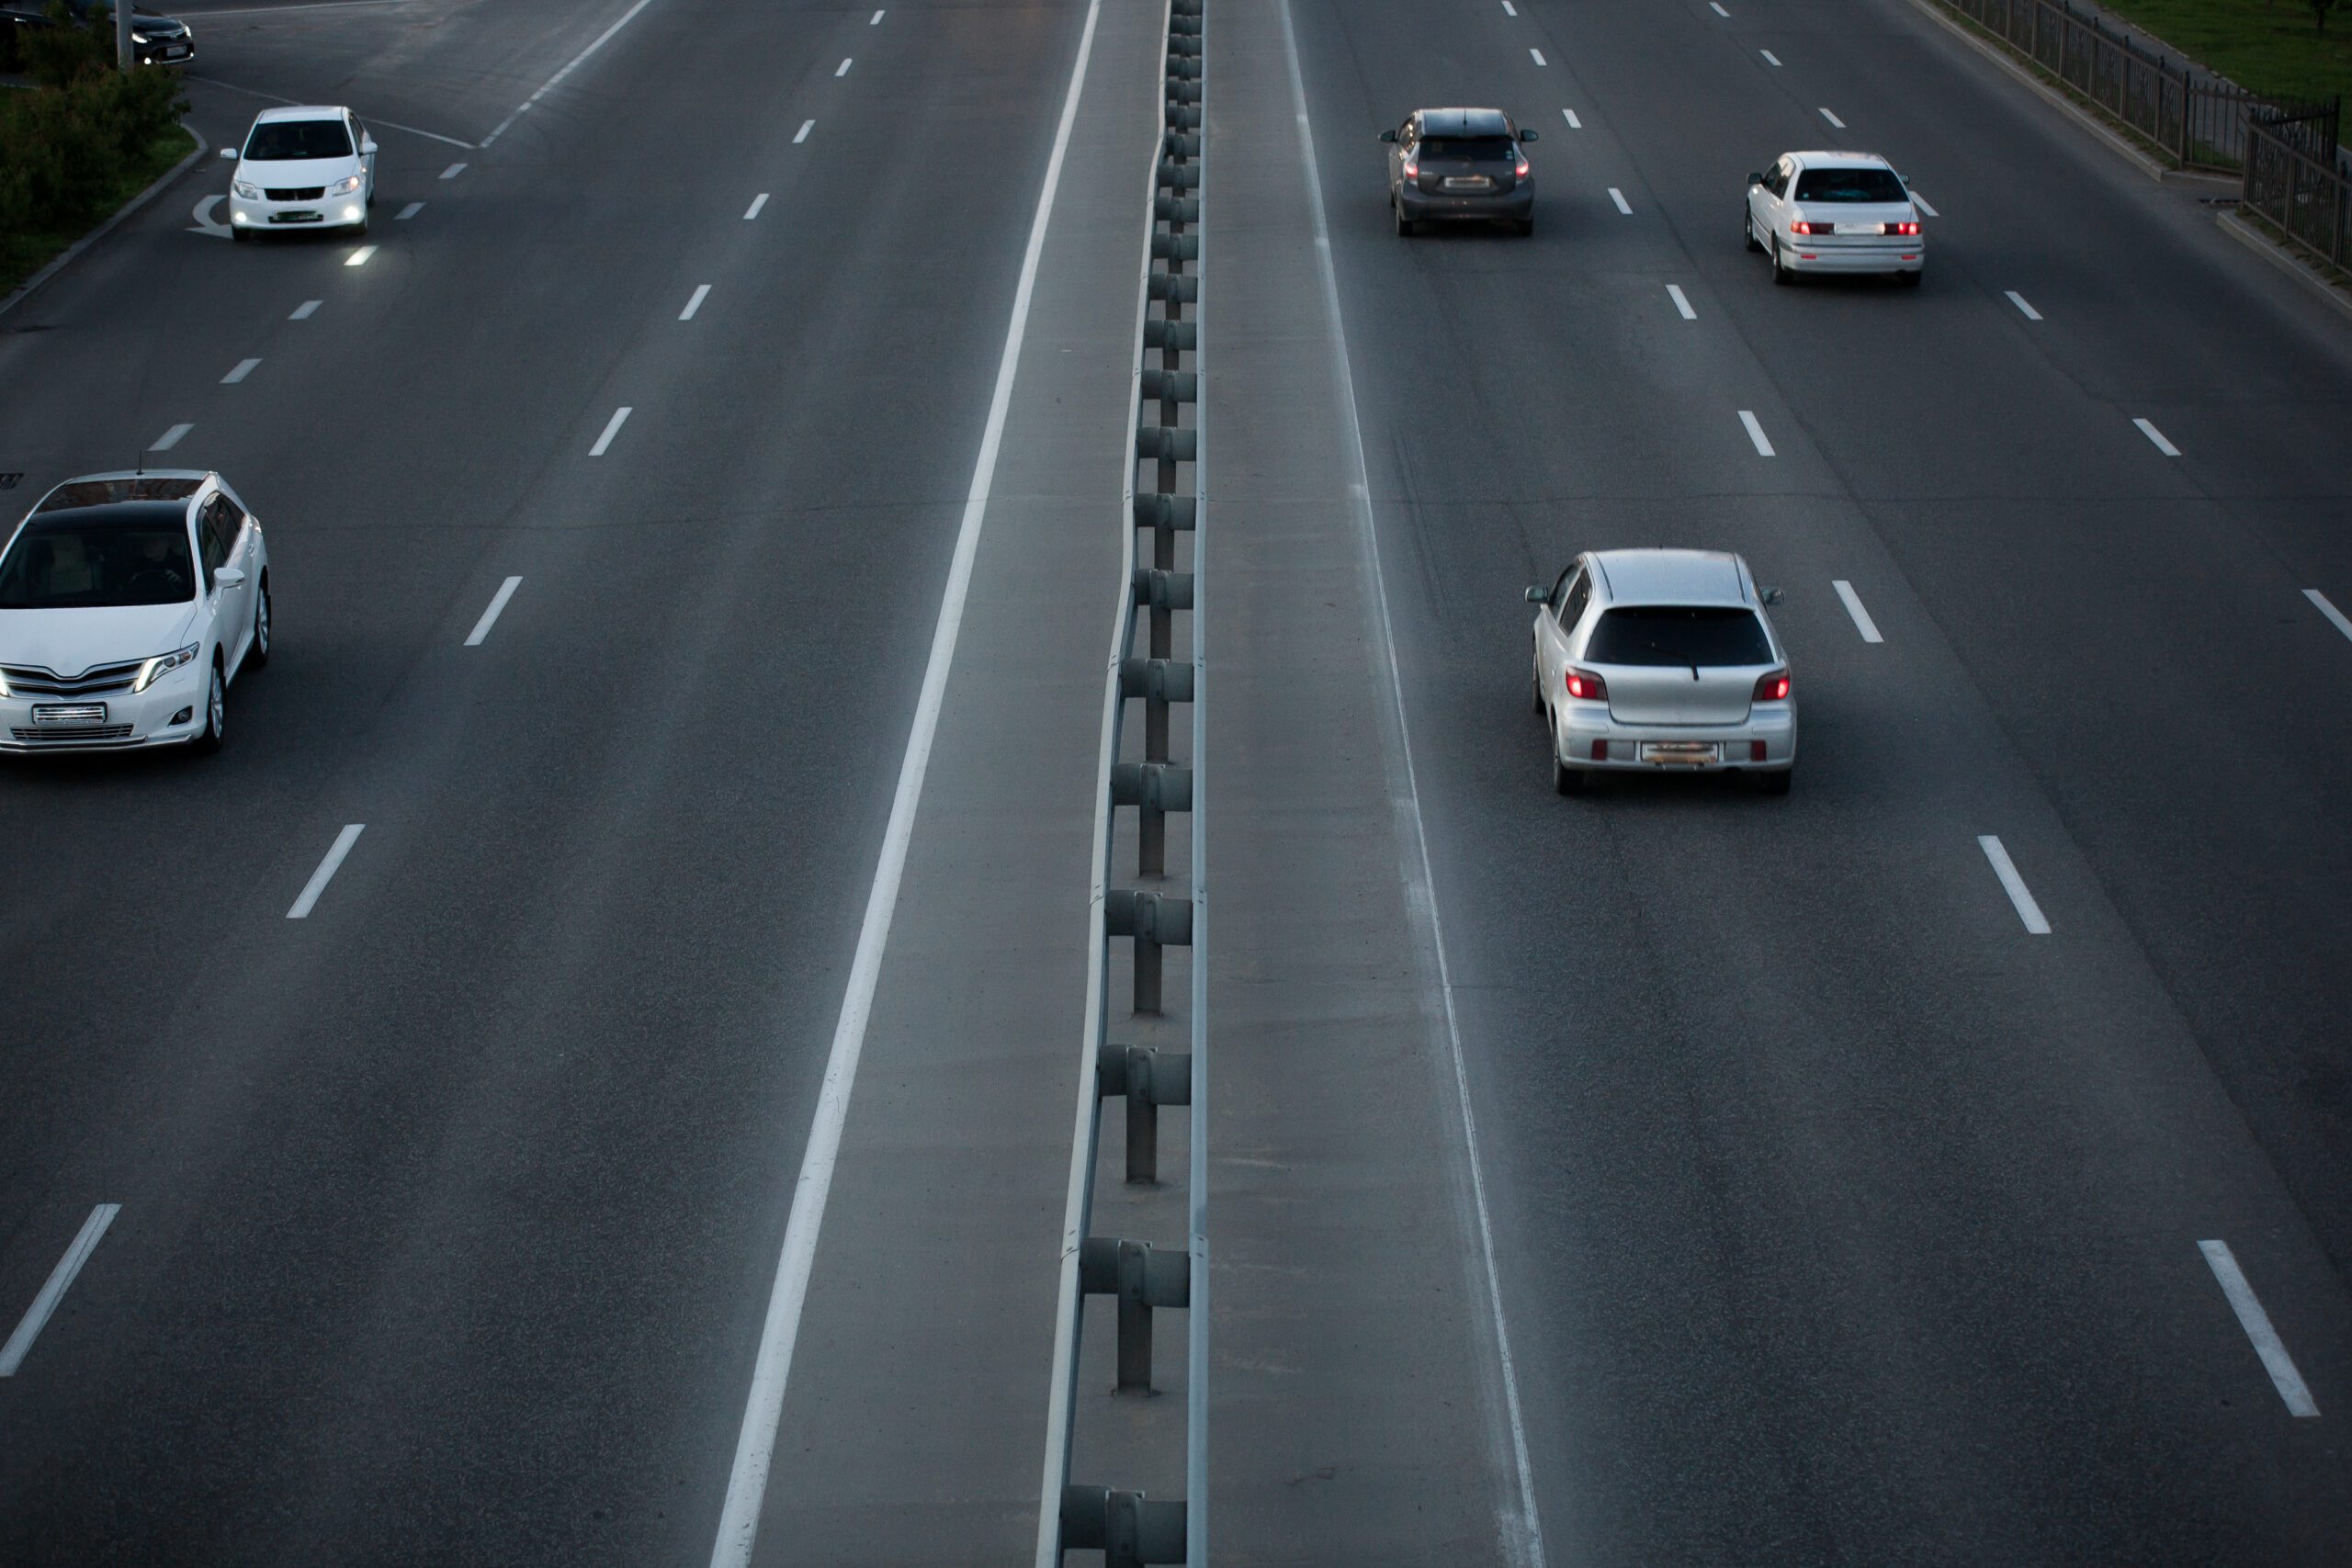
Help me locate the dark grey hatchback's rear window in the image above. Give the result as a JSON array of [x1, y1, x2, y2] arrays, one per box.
[[1587, 606, 1772, 667], [1792, 166, 1905, 202], [1419, 136, 1515, 160]]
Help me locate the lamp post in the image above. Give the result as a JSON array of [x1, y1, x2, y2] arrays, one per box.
[[117, 0, 132, 71]]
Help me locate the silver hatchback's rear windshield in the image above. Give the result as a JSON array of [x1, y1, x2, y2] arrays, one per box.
[[1587, 606, 1772, 667], [1792, 166, 1905, 202], [0, 512, 197, 609], [244, 119, 352, 161]]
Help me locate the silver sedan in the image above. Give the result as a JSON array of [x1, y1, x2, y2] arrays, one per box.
[[1745, 150, 1924, 285], [1526, 548, 1796, 795]]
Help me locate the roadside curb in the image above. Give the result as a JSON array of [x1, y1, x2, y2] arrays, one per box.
[[0, 118, 209, 322], [2216, 211, 2352, 328]]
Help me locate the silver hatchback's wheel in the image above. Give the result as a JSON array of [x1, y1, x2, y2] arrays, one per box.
[[191, 661, 225, 755]]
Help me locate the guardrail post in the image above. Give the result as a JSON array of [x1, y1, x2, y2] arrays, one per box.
[[1097, 1042, 1194, 1183], [1080, 1236, 1190, 1391], [1060, 1487, 1188, 1567], [1105, 889, 1192, 1014]]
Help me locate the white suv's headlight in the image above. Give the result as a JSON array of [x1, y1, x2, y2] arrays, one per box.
[[131, 30, 149, 42], [233, 180, 261, 199], [131, 645, 200, 694], [325, 174, 365, 197]]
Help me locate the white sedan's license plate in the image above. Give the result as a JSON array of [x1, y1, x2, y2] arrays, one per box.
[[1641, 741, 1716, 764], [1835, 222, 1881, 235]]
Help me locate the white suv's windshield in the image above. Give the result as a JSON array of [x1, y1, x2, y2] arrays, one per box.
[[0, 512, 197, 609], [244, 119, 352, 161]]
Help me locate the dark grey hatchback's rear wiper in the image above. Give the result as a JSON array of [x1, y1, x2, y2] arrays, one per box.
[[1645, 640, 1699, 679]]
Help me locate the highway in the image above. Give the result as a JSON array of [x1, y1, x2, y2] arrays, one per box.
[[1, 0, 2347, 1562]]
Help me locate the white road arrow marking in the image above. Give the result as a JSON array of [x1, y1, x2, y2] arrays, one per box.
[[189, 194, 232, 239]]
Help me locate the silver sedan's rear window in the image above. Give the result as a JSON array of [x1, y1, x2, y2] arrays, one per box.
[[1793, 167, 1905, 202], [1587, 606, 1772, 667]]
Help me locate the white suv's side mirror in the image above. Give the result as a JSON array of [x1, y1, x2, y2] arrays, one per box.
[[214, 567, 248, 590], [361, 137, 378, 155], [220, 147, 239, 160]]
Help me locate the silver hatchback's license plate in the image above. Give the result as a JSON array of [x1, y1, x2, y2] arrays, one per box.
[[1641, 741, 1716, 764], [34, 704, 107, 726]]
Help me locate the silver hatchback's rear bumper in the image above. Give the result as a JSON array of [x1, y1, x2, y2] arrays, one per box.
[[1554, 704, 1796, 773]]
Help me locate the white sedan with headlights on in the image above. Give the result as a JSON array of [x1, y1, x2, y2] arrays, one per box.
[[1526, 548, 1795, 795], [0, 471, 270, 756], [225, 105, 377, 239], [1745, 150, 1923, 285]]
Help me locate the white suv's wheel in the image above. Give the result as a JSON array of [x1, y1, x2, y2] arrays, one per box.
[[191, 660, 225, 755]]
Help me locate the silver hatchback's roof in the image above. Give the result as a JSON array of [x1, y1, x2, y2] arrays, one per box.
[[1589, 548, 1751, 607]]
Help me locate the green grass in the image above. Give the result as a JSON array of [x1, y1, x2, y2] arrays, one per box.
[[2086, 0, 2352, 106], [0, 121, 195, 299]]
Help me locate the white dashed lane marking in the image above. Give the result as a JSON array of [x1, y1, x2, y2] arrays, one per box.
[[221, 358, 260, 385], [1832, 580, 1883, 643], [2005, 290, 2041, 321], [440, 161, 466, 179], [1609, 186, 1632, 215], [681, 284, 711, 321], [466, 577, 523, 647], [1667, 284, 1695, 319], [589, 406, 633, 457], [288, 825, 366, 919], [1820, 107, 1846, 129], [745, 194, 769, 220], [151, 423, 192, 452], [0, 1206, 121, 1377], [290, 299, 321, 320], [2134, 417, 2180, 457], [1977, 835, 2051, 933], [2199, 1240, 2320, 1417], [2303, 589, 2352, 643], [396, 201, 424, 220], [1738, 410, 1775, 457]]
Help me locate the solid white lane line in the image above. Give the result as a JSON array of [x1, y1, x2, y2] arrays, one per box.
[[1562, 107, 1581, 129], [1530, 46, 1545, 64], [395, 201, 424, 220], [1760, 47, 1781, 64], [1832, 579, 1883, 643], [744, 193, 769, 220], [1609, 186, 1632, 214], [151, 423, 191, 452], [714, 2, 1106, 1562], [1912, 192, 1939, 217], [0, 1206, 120, 1377], [836, 56, 852, 75], [481, 0, 658, 145], [589, 406, 632, 457], [1976, 835, 2050, 933], [2306, 589, 2352, 643], [1738, 409, 1775, 457], [1820, 106, 1846, 128], [287, 825, 365, 919], [2134, 417, 2181, 457], [794, 118, 813, 143], [221, 358, 260, 385], [2005, 289, 2041, 320], [290, 299, 322, 320], [1667, 283, 1696, 319], [439, 161, 467, 179], [2199, 1240, 2320, 1417], [681, 284, 712, 321], [1280, 5, 1550, 1559], [464, 577, 523, 646], [345, 245, 377, 266]]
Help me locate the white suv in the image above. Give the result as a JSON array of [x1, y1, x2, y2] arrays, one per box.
[[0, 471, 271, 756], [227, 105, 377, 239]]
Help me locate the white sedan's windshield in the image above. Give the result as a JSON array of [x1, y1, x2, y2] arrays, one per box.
[[244, 120, 352, 161]]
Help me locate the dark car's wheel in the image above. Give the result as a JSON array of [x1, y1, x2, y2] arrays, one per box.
[[1518, 217, 1534, 237], [1394, 200, 1414, 237], [191, 660, 225, 755], [247, 577, 271, 669], [1745, 209, 1763, 252]]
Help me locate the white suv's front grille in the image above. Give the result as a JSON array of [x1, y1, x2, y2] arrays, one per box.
[[3, 660, 143, 697]]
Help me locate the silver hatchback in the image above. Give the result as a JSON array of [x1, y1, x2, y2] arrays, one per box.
[[1525, 548, 1796, 795]]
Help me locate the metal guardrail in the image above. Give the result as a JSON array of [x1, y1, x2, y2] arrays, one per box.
[[2243, 114, 2352, 273], [1036, 0, 1207, 1562], [1931, 0, 2339, 174]]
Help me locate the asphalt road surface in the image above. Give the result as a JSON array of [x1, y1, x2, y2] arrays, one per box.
[[2, 0, 2346, 1562]]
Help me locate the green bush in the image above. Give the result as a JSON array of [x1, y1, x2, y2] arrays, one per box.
[[0, 6, 187, 259]]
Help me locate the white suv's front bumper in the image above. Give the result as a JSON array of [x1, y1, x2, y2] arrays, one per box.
[[0, 662, 209, 752]]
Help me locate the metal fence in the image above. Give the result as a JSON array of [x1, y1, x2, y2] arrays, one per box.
[[1036, 0, 1208, 1562], [1933, 0, 2338, 174], [2243, 113, 2352, 271]]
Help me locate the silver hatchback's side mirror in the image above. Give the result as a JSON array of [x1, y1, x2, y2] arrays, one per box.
[[1760, 586, 1784, 605], [1524, 585, 1548, 604]]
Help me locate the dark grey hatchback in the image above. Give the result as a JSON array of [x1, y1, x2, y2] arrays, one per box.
[[1382, 107, 1536, 236]]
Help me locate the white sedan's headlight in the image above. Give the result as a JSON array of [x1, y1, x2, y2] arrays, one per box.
[[130, 30, 149, 42], [233, 180, 261, 199], [131, 645, 201, 694], [325, 174, 365, 197]]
